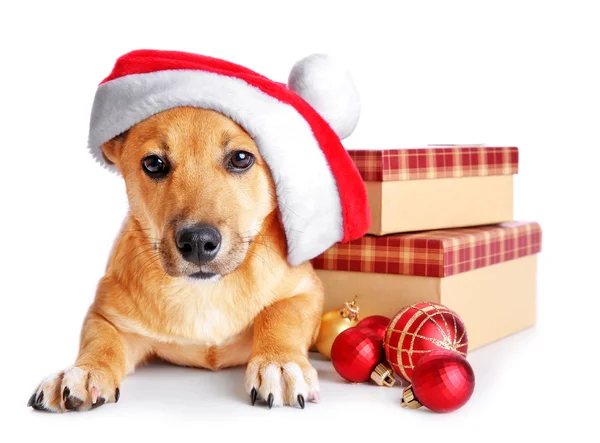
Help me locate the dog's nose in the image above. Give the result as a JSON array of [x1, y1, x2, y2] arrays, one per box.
[[175, 224, 222, 264]]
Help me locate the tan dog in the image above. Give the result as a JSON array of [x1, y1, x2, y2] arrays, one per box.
[[28, 107, 324, 411]]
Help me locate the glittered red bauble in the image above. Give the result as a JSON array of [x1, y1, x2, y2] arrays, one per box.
[[356, 315, 390, 341], [331, 327, 383, 383], [384, 302, 468, 382], [403, 350, 475, 413]]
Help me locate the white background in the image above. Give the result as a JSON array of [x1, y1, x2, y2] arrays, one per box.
[[1, 0, 598, 441]]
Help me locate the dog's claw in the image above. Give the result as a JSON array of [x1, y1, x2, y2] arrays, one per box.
[[64, 395, 83, 411], [63, 387, 70, 402], [27, 393, 36, 407], [62, 383, 85, 411], [115, 388, 120, 403], [250, 388, 257, 406], [297, 394, 305, 409], [32, 391, 48, 411], [267, 393, 274, 409], [92, 397, 106, 409]]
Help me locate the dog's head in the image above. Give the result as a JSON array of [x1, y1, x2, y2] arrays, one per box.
[[101, 107, 278, 281]]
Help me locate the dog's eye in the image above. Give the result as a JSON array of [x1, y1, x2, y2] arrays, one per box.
[[227, 151, 254, 172], [142, 155, 169, 178]]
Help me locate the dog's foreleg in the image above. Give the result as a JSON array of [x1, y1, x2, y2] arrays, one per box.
[[28, 309, 128, 412], [244, 292, 322, 408]]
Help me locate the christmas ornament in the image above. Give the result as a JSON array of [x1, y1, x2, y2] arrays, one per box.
[[331, 327, 383, 383], [87, 50, 369, 266], [402, 350, 475, 413], [384, 302, 468, 382], [315, 297, 360, 358], [357, 315, 390, 341]]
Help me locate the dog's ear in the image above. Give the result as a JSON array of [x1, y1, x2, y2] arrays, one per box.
[[100, 131, 129, 167]]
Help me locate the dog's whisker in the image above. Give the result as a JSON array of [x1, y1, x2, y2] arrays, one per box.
[[125, 237, 162, 246], [279, 204, 307, 224], [119, 228, 151, 233], [246, 251, 273, 275], [129, 248, 160, 265], [121, 237, 157, 242], [119, 243, 157, 256], [221, 213, 236, 224], [137, 255, 160, 277], [131, 254, 161, 281], [283, 228, 305, 234], [115, 246, 159, 268], [258, 232, 275, 260], [239, 233, 279, 239], [114, 245, 155, 266], [240, 240, 282, 259]]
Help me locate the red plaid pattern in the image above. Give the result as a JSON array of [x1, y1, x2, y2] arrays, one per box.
[[348, 146, 519, 181], [311, 221, 542, 278]]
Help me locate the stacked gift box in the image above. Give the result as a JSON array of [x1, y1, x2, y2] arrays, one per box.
[[312, 146, 542, 350]]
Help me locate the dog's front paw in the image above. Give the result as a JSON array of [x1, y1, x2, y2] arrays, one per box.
[[245, 354, 319, 409], [27, 366, 120, 413]]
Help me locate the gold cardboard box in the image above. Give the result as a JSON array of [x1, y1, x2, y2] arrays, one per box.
[[317, 255, 537, 350], [348, 146, 518, 235]]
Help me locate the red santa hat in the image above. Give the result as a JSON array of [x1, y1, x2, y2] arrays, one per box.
[[88, 49, 370, 265]]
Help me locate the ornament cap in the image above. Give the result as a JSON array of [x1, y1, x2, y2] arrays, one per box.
[[315, 297, 361, 359], [370, 363, 396, 387], [401, 385, 423, 409], [340, 296, 360, 321]]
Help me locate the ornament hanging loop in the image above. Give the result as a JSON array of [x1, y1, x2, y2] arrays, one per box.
[[340, 296, 360, 321]]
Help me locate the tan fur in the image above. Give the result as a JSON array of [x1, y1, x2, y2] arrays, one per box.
[[29, 107, 324, 411]]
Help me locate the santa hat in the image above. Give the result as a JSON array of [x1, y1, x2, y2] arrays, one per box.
[[88, 49, 370, 265]]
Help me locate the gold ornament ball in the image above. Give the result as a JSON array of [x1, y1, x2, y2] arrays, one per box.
[[315, 297, 360, 359]]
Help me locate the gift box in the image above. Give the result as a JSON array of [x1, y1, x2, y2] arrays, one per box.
[[312, 221, 542, 350], [349, 146, 519, 235]]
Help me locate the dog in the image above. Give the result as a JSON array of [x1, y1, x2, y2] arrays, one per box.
[[28, 107, 324, 411], [27, 49, 369, 412]]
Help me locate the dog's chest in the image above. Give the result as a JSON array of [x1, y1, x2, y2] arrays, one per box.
[[186, 302, 232, 342], [160, 283, 254, 346]]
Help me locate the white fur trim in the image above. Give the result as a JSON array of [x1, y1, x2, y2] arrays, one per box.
[[88, 70, 343, 265], [288, 54, 360, 140]]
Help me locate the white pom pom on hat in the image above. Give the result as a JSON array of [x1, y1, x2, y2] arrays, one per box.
[[288, 54, 361, 140]]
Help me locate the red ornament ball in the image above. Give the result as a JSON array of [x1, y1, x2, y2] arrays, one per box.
[[356, 315, 390, 341], [403, 350, 475, 413], [384, 302, 468, 382], [331, 327, 383, 383]]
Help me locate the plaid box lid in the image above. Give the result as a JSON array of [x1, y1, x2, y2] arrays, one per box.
[[348, 146, 519, 182], [311, 221, 542, 278]]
